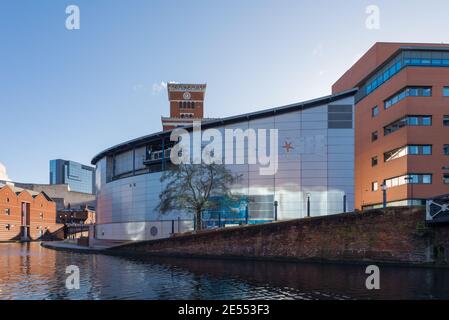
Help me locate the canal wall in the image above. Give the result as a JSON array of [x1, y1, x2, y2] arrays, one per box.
[[109, 207, 449, 266]]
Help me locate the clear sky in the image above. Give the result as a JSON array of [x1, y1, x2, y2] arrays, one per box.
[[1, 0, 449, 183]]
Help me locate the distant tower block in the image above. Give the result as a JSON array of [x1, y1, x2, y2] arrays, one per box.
[[161, 83, 206, 131]]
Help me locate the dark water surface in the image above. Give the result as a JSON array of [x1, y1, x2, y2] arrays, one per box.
[[0, 242, 449, 300]]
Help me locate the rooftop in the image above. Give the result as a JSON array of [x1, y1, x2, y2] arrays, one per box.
[[0, 182, 53, 201], [167, 83, 207, 92]]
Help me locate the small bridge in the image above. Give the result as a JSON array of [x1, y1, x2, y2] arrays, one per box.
[[65, 224, 91, 239]]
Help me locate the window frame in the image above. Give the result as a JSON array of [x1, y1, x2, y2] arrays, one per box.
[[444, 115, 449, 127], [444, 144, 449, 156], [372, 105, 379, 117], [443, 87, 449, 97], [444, 174, 449, 185]]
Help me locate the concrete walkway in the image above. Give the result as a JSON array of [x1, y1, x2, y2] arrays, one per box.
[[41, 239, 129, 253]]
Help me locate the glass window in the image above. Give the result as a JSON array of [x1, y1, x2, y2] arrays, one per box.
[[444, 174, 449, 184], [392, 96, 399, 104], [422, 117, 432, 126], [384, 146, 408, 162], [372, 131, 378, 142], [409, 175, 419, 184], [391, 177, 399, 187], [422, 145, 432, 155], [372, 106, 379, 117], [384, 87, 432, 109], [372, 156, 378, 167], [444, 87, 449, 97], [408, 88, 418, 96], [372, 182, 378, 192], [423, 88, 432, 96], [422, 175, 432, 184], [444, 145, 449, 155], [358, 50, 449, 104], [444, 116, 449, 126], [398, 175, 407, 185], [366, 84, 372, 94], [408, 117, 419, 125], [408, 146, 419, 155], [5, 208, 10, 216]]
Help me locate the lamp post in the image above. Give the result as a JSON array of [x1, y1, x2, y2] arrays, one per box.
[[274, 201, 278, 221], [404, 175, 414, 207], [306, 193, 311, 218], [381, 183, 387, 209]]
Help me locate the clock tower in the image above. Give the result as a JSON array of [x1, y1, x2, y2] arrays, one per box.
[[161, 83, 207, 131]]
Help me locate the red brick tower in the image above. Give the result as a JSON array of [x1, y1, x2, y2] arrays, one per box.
[[161, 83, 207, 131]]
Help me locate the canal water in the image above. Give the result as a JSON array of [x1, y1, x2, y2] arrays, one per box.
[[0, 242, 449, 300]]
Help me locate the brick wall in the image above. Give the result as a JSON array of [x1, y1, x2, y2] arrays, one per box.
[[111, 207, 449, 265], [0, 185, 64, 241]]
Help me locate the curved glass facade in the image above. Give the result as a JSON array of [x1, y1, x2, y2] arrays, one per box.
[[94, 95, 355, 240]]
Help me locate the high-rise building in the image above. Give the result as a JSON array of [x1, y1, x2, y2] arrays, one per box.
[[161, 83, 207, 131], [50, 159, 95, 194], [332, 42, 449, 210]]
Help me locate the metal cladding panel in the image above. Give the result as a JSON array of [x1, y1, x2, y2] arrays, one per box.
[[94, 94, 355, 232]]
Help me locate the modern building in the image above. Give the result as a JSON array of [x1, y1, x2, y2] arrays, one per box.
[[50, 159, 96, 194], [92, 42, 449, 241], [92, 89, 356, 240], [0, 182, 63, 241], [332, 42, 449, 210], [161, 83, 218, 131]]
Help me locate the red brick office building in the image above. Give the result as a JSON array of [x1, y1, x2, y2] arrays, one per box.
[[0, 183, 63, 241], [333, 42, 449, 210]]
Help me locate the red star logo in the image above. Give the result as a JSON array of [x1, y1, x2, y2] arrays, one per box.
[[282, 141, 294, 153]]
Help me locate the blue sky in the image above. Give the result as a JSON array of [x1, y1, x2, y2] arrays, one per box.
[[1, 0, 449, 183]]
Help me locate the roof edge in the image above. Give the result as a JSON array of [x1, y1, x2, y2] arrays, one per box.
[[91, 88, 357, 165]]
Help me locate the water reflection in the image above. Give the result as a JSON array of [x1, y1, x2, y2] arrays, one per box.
[[0, 243, 448, 300]]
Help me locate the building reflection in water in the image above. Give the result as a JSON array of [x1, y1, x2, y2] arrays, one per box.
[[1, 243, 449, 300]]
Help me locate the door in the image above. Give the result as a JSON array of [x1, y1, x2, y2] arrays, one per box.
[[21, 202, 30, 239]]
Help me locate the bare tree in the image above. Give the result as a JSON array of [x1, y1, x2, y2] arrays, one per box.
[[157, 163, 240, 231]]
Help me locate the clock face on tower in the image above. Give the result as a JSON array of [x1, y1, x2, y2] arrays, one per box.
[[183, 92, 191, 100]]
